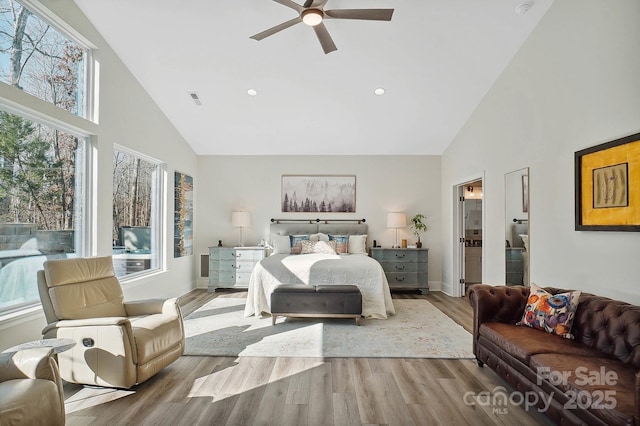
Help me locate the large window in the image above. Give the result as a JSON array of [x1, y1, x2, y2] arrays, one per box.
[[0, 1, 90, 316], [0, 0, 87, 117], [112, 147, 163, 278], [0, 111, 86, 314]]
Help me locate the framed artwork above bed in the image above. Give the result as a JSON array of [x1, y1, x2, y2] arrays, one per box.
[[281, 175, 356, 213]]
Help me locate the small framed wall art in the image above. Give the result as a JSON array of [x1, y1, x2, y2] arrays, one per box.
[[574, 132, 640, 231], [174, 171, 194, 256]]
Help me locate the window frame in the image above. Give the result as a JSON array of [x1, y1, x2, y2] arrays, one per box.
[[1, 0, 97, 121], [112, 144, 166, 281], [0, 0, 96, 320]]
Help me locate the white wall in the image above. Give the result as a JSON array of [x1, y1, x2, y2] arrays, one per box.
[[0, 1, 198, 350], [195, 155, 443, 288], [441, 0, 640, 303]]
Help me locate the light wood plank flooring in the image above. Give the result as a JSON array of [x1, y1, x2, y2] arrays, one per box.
[[63, 290, 552, 426]]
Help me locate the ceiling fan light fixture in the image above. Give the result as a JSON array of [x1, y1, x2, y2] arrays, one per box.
[[302, 9, 323, 26]]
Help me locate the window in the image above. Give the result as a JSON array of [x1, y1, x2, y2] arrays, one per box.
[[112, 147, 164, 278], [0, 111, 86, 314], [0, 0, 88, 117], [0, 1, 91, 316]]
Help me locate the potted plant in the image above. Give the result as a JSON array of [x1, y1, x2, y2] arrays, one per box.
[[410, 214, 427, 248]]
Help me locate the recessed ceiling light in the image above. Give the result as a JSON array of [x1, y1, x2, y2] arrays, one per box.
[[374, 88, 385, 96], [247, 88, 258, 96]]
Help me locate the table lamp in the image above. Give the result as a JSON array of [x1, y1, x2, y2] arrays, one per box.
[[386, 212, 406, 248], [232, 211, 250, 246]]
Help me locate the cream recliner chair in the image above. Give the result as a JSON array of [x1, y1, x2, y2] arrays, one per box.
[[0, 347, 65, 426], [37, 256, 184, 389]]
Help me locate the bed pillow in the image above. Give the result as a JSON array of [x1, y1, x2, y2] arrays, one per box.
[[309, 232, 330, 242], [517, 282, 581, 339], [348, 234, 367, 254], [301, 240, 337, 255], [272, 234, 291, 254], [328, 234, 349, 254], [289, 234, 310, 254]]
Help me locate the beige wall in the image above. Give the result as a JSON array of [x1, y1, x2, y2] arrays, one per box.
[[441, 0, 640, 303], [195, 155, 442, 288], [0, 0, 198, 350]]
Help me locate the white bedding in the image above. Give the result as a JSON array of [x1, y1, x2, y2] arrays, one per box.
[[244, 253, 395, 319]]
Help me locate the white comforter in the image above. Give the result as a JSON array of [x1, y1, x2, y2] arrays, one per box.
[[244, 253, 395, 319]]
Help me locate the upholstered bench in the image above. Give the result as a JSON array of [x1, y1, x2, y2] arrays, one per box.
[[271, 284, 363, 325]]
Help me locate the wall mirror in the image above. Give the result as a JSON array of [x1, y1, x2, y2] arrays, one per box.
[[505, 167, 529, 286]]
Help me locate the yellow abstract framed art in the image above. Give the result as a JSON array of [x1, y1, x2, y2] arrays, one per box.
[[575, 132, 640, 231]]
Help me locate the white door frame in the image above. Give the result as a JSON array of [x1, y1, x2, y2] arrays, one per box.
[[451, 173, 485, 297]]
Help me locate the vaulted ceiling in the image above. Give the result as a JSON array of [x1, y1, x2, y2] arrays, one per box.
[[74, 0, 553, 155]]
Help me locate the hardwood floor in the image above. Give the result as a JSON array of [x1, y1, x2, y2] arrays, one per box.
[[63, 290, 552, 426]]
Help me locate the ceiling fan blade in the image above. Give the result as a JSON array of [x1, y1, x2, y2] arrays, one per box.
[[273, 0, 304, 13], [250, 17, 302, 41], [310, 0, 329, 7], [313, 22, 337, 54], [324, 9, 394, 21]]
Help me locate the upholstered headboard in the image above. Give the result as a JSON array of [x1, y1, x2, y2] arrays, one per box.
[[270, 222, 368, 238]]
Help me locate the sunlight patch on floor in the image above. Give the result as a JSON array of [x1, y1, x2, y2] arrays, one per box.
[[65, 386, 135, 413]]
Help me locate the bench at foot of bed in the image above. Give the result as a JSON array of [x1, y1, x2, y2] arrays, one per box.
[[271, 284, 363, 325]]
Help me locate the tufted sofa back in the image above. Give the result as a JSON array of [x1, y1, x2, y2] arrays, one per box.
[[544, 288, 640, 369]]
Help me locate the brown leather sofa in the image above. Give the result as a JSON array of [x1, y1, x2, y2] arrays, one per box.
[[467, 284, 639, 426], [38, 256, 185, 389], [0, 347, 65, 426]]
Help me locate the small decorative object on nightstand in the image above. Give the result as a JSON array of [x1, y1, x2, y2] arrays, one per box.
[[410, 213, 427, 248], [371, 247, 429, 294], [208, 245, 266, 292]]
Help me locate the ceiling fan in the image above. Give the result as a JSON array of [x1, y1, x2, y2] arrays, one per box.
[[250, 0, 394, 54]]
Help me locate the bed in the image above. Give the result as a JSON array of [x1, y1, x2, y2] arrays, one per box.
[[244, 221, 395, 319]]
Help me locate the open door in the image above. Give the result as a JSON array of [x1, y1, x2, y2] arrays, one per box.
[[453, 177, 484, 297]]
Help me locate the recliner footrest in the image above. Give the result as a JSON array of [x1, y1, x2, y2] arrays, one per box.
[[271, 284, 363, 325]]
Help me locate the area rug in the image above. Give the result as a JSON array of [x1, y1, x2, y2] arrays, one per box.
[[183, 297, 474, 358]]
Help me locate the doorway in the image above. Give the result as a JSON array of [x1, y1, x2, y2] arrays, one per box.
[[453, 177, 484, 297]]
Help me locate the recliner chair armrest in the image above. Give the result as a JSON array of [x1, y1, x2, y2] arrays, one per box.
[[124, 297, 181, 317], [0, 347, 57, 382], [42, 317, 130, 335]]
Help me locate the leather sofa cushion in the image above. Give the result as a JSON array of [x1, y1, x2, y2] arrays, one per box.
[[530, 353, 635, 426], [131, 314, 183, 365], [480, 322, 605, 364], [0, 379, 64, 425]]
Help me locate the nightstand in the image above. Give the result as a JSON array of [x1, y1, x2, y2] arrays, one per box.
[[370, 247, 429, 294], [208, 246, 266, 292]]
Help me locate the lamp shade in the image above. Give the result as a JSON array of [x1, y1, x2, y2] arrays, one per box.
[[232, 211, 251, 228], [386, 212, 406, 228]]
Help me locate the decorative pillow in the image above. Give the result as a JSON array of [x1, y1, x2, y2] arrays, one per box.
[[328, 234, 349, 254], [348, 234, 367, 254], [301, 240, 337, 254], [517, 283, 581, 339], [289, 234, 309, 254], [309, 232, 330, 242], [300, 240, 315, 254], [272, 234, 291, 254]]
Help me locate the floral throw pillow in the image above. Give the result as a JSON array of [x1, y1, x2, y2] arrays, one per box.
[[517, 283, 581, 339]]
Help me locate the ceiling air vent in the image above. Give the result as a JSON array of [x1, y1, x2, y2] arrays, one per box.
[[189, 92, 202, 106]]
